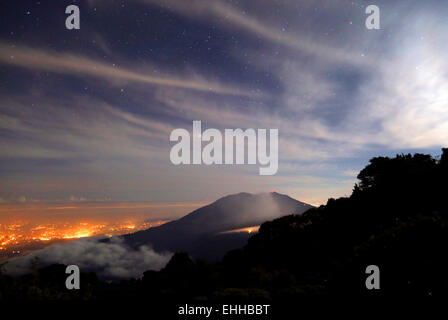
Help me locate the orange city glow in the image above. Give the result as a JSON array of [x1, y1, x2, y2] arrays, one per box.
[[0, 201, 204, 257], [0, 220, 168, 251]]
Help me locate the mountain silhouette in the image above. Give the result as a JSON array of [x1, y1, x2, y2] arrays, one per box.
[[123, 192, 313, 261]]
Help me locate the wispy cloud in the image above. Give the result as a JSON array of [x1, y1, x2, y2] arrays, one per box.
[[139, 0, 373, 67], [0, 43, 252, 96]]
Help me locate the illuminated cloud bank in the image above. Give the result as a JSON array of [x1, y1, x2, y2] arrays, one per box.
[[4, 237, 172, 279]]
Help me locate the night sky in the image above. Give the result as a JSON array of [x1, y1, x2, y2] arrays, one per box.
[[1, 0, 447, 205]]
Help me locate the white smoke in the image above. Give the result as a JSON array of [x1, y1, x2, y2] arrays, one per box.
[[3, 237, 172, 279]]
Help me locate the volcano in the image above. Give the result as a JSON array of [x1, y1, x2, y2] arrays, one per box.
[[124, 192, 313, 261]]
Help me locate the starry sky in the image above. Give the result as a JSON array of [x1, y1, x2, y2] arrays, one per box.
[[1, 0, 447, 205]]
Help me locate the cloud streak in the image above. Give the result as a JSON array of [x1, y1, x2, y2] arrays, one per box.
[[139, 0, 374, 67], [0, 43, 252, 97], [0, 95, 171, 161]]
